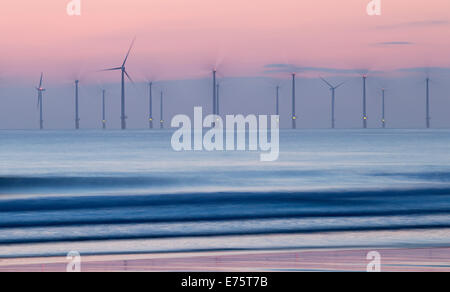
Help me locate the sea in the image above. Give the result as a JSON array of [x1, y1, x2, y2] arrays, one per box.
[[0, 129, 449, 258]]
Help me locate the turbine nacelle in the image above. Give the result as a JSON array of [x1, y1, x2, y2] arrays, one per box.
[[36, 73, 45, 91], [320, 77, 345, 90]]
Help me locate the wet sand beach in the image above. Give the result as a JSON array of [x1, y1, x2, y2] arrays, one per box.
[[1, 247, 449, 272]]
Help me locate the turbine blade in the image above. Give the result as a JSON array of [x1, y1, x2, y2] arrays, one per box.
[[335, 82, 346, 89], [39, 73, 43, 88], [122, 37, 136, 67], [124, 70, 135, 84], [99, 67, 122, 72], [319, 76, 333, 89]]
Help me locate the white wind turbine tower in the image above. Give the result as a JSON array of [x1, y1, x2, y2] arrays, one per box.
[[213, 71, 232, 124], [216, 81, 220, 116], [212, 69, 217, 117], [160, 90, 164, 129], [191, 66, 222, 126], [425, 77, 431, 129], [362, 74, 368, 128], [145, 78, 159, 129], [148, 81, 154, 129], [36, 73, 46, 130], [141, 76, 160, 129], [92, 80, 108, 130], [291, 73, 297, 129], [101, 38, 136, 130], [263, 64, 300, 129], [140, 69, 160, 129], [102, 89, 107, 129], [215, 75, 228, 118], [275, 85, 280, 117], [376, 82, 390, 129], [264, 79, 282, 124], [192, 56, 227, 118], [416, 68, 437, 129], [62, 70, 88, 130], [320, 77, 345, 129], [210, 68, 225, 125], [74, 79, 80, 129], [280, 66, 300, 129]]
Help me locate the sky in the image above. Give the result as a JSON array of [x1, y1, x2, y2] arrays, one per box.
[[0, 0, 449, 129]]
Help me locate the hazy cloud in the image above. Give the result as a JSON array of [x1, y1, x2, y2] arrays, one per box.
[[396, 67, 450, 74], [376, 20, 449, 30], [373, 41, 415, 46], [263, 64, 381, 75]]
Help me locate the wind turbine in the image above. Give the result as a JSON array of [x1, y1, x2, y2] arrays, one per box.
[[381, 88, 386, 129], [216, 82, 220, 116], [275, 85, 280, 116], [192, 63, 226, 119], [211, 69, 224, 127], [263, 78, 282, 123], [426, 77, 431, 129], [148, 82, 154, 129], [102, 89, 106, 129], [160, 90, 164, 129], [63, 69, 88, 130], [212, 69, 217, 116], [362, 74, 368, 128], [36, 73, 45, 130], [291, 73, 297, 129], [215, 72, 231, 120], [101, 38, 136, 130], [320, 77, 345, 129], [264, 63, 299, 128], [74, 80, 80, 129], [215, 76, 232, 122]]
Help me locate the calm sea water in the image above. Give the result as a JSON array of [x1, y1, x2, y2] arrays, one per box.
[[0, 129, 449, 257]]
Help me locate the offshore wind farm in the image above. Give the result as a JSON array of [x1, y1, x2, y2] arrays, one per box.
[[4, 63, 448, 130], [0, 0, 449, 273], [1, 38, 450, 130]]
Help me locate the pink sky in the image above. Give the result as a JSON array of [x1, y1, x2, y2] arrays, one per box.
[[0, 0, 449, 83]]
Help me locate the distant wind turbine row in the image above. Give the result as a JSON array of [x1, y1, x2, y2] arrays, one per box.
[[282, 73, 432, 130], [22, 39, 438, 130], [31, 72, 435, 130]]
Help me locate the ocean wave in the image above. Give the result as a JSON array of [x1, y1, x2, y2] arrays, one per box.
[[0, 176, 178, 192], [0, 170, 327, 193], [0, 188, 449, 213], [0, 188, 448, 230], [1, 224, 449, 245], [373, 171, 450, 182], [0, 185, 449, 247], [0, 208, 449, 229]]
